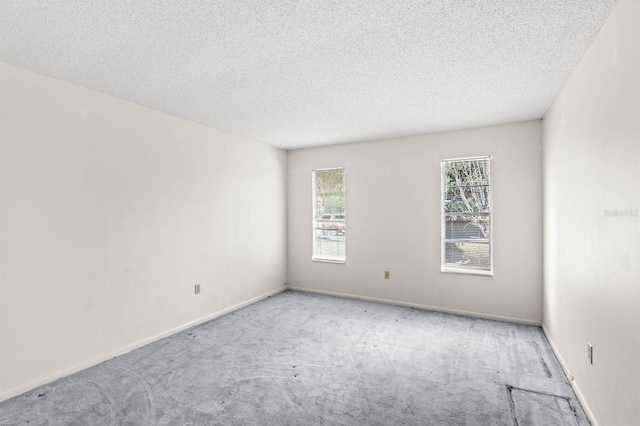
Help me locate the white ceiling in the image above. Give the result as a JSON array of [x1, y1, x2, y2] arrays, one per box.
[[0, 1, 617, 150]]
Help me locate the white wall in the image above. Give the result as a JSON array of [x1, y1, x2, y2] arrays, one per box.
[[542, 0, 640, 424], [288, 120, 543, 324], [0, 63, 287, 401]]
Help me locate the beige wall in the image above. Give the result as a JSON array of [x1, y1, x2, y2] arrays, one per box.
[[288, 120, 543, 324], [542, 0, 640, 424], [0, 63, 287, 401]]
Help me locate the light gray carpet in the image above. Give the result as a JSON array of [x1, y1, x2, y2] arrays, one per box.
[[0, 290, 587, 425]]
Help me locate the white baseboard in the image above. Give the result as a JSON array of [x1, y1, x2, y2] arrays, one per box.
[[287, 286, 541, 326], [0, 286, 286, 403], [541, 324, 598, 426]]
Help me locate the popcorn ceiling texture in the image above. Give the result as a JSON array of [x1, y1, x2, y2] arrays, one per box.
[[0, 1, 616, 149]]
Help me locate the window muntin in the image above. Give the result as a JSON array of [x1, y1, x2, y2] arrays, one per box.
[[442, 157, 492, 275], [313, 168, 346, 262]]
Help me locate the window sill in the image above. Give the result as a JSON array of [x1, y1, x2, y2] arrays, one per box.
[[441, 266, 493, 277], [312, 258, 346, 264]]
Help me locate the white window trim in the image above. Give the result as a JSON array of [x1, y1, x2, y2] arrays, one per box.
[[312, 167, 346, 263], [440, 156, 493, 276]]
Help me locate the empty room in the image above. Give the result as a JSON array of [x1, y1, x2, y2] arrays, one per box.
[[0, 1, 638, 425]]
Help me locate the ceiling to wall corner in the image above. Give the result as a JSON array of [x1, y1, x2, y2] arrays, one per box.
[[0, 1, 617, 149]]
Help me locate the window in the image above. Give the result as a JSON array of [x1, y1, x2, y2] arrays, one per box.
[[442, 156, 492, 275], [313, 168, 346, 262]]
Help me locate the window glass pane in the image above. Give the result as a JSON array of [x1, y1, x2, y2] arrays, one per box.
[[443, 158, 491, 186], [313, 168, 345, 262], [444, 186, 490, 213], [444, 215, 490, 240], [444, 242, 491, 270]]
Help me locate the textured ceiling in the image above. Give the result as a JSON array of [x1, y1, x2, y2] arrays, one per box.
[[0, 1, 617, 149]]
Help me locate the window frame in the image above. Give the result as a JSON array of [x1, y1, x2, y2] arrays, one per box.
[[440, 156, 493, 276], [312, 167, 346, 263]]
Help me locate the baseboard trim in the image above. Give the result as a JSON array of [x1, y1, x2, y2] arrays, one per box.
[[0, 286, 286, 403], [287, 286, 541, 326], [541, 324, 598, 426]]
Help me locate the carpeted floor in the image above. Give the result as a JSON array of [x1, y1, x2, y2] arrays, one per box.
[[0, 290, 587, 425]]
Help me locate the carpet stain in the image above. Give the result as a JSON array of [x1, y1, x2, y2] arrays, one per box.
[[405, 399, 417, 416], [529, 340, 552, 378]]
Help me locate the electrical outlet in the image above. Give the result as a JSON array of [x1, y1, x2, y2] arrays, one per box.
[[384, 271, 390, 279], [195, 284, 201, 295], [587, 343, 593, 364]]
